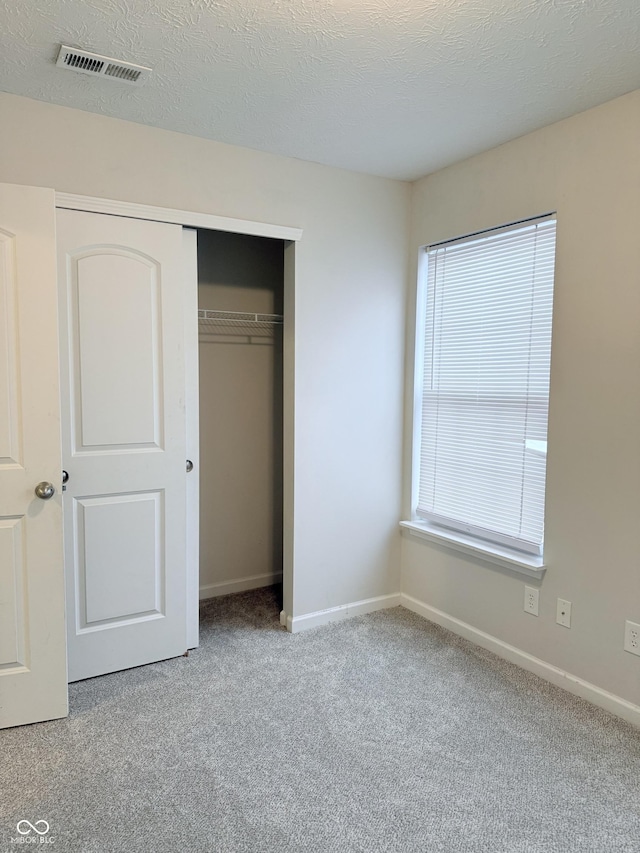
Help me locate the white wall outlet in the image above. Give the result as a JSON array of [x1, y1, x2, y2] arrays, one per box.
[[624, 620, 640, 656], [556, 598, 571, 628], [524, 586, 539, 616]]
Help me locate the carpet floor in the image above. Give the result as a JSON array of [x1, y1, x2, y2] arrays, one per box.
[[1, 588, 640, 852]]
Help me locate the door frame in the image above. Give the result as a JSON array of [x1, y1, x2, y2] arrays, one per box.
[[55, 192, 302, 640]]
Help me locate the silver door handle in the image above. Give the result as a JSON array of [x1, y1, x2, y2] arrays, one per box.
[[186, 460, 194, 473], [35, 481, 55, 500]]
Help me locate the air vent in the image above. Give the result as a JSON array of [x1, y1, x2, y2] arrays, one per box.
[[56, 45, 150, 85]]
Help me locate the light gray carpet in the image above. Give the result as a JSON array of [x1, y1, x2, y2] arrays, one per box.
[[2, 588, 640, 852]]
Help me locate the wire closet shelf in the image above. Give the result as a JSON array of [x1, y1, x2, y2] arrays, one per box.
[[197, 309, 283, 338]]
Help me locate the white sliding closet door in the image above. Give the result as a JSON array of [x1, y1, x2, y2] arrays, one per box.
[[57, 209, 189, 682], [0, 183, 68, 728]]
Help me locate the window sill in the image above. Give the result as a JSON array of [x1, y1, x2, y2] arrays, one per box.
[[399, 520, 546, 579]]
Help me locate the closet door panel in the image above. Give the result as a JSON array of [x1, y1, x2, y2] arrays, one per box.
[[75, 491, 163, 628], [57, 208, 187, 682], [69, 250, 162, 450]]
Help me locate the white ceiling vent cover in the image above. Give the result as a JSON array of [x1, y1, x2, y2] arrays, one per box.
[[56, 45, 151, 85]]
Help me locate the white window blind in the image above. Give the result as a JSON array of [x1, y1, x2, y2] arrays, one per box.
[[416, 216, 556, 556]]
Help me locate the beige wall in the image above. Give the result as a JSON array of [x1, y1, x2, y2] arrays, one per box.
[[402, 89, 640, 706], [197, 230, 283, 596], [0, 92, 409, 619]]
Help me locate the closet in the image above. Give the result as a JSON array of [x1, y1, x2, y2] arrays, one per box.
[[0, 182, 298, 727], [55, 207, 286, 683], [195, 229, 284, 603]]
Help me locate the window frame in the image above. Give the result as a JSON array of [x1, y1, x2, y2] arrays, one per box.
[[405, 214, 557, 577]]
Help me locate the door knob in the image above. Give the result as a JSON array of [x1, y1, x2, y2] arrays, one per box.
[[186, 459, 194, 473], [35, 481, 55, 500]]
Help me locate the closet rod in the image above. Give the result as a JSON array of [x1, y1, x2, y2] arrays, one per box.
[[198, 309, 283, 338], [198, 309, 283, 324]]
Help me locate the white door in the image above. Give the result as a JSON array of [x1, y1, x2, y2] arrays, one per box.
[[57, 209, 189, 682], [0, 183, 68, 728]]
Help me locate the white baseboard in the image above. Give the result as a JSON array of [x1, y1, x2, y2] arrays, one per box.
[[287, 593, 401, 634], [199, 573, 282, 600], [401, 592, 640, 728]]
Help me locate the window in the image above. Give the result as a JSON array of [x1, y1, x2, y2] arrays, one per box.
[[412, 215, 556, 559]]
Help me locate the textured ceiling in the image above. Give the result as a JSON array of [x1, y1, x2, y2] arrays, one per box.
[[0, 0, 639, 180]]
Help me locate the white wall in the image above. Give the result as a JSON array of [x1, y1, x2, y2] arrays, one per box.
[[0, 92, 409, 620], [402, 89, 640, 707], [197, 230, 283, 597]]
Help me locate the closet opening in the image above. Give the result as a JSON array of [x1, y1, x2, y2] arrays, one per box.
[[195, 229, 285, 627]]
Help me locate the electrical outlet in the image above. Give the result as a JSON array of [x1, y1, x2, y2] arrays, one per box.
[[624, 621, 640, 657], [556, 598, 571, 628], [524, 586, 539, 616]]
